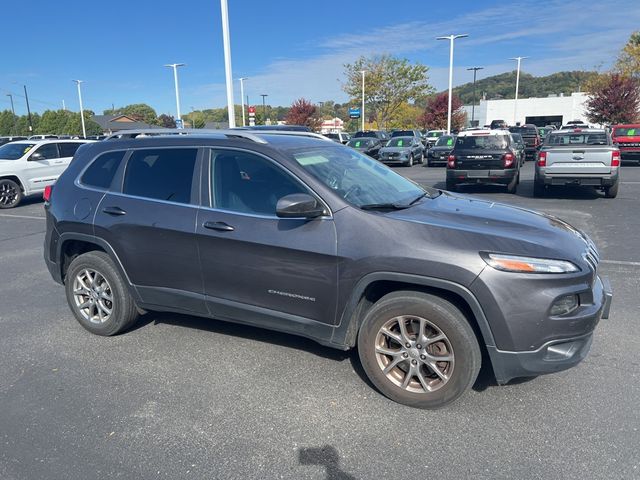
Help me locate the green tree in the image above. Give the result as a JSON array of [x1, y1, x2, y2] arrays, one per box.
[[343, 55, 432, 130], [104, 103, 158, 125], [616, 31, 640, 78], [0, 110, 17, 135], [157, 113, 176, 128]]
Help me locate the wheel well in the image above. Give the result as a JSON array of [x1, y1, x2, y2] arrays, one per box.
[[348, 280, 487, 351], [0, 175, 24, 191], [60, 240, 105, 282]]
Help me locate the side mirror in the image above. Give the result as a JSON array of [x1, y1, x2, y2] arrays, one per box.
[[276, 193, 325, 219], [29, 152, 45, 161]]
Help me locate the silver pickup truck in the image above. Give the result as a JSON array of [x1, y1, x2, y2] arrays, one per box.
[[534, 128, 620, 198]]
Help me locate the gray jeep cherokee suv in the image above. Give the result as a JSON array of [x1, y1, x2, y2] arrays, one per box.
[[44, 130, 612, 409]]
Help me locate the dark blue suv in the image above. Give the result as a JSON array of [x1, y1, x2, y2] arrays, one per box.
[[44, 130, 612, 409]]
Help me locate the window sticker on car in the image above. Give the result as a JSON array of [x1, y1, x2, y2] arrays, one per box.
[[294, 154, 329, 166], [23, 146, 33, 154], [447, 138, 453, 146], [629, 129, 636, 136], [398, 140, 403, 146], [355, 141, 361, 147]]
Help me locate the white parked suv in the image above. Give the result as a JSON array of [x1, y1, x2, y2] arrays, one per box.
[[0, 139, 93, 208]]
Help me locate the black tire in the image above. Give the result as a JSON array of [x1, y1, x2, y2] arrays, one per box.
[[506, 174, 518, 194], [65, 251, 139, 336], [446, 180, 457, 192], [419, 152, 425, 164], [407, 154, 414, 167], [533, 180, 545, 197], [357, 291, 481, 409], [604, 181, 619, 198], [0, 179, 23, 209]]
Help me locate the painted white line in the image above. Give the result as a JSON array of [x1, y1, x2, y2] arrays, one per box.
[[0, 214, 45, 220], [600, 259, 640, 267], [621, 181, 640, 184]]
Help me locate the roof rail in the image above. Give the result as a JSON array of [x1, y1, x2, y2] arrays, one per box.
[[104, 128, 268, 144], [233, 129, 333, 142]]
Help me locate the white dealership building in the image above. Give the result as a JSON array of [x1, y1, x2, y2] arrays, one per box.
[[463, 92, 591, 127]]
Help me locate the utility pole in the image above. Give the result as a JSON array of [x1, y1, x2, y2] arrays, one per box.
[[360, 70, 366, 131], [510, 56, 528, 126], [62, 99, 66, 111], [261, 94, 268, 124], [220, 0, 236, 128], [164, 63, 185, 123], [73, 80, 86, 138], [6, 94, 16, 134], [239, 77, 247, 127], [466, 67, 484, 126], [23, 85, 33, 135], [437, 34, 468, 134]]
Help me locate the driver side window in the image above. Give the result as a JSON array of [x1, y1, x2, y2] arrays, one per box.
[[33, 143, 59, 160], [211, 150, 307, 216]]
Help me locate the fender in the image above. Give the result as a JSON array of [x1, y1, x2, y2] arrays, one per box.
[[55, 232, 142, 303], [0, 172, 29, 194], [330, 272, 497, 350]]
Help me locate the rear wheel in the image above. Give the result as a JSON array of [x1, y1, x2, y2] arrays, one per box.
[[65, 251, 139, 336], [604, 181, 619, 198], [0, 179, 23, 209], [446, 180, 457, 191], [357, 291, 481, 409], [506, 173, 518, 194], [533, 180, 546, 197]]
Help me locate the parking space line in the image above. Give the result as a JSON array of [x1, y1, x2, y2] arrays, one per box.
[[0, 214, 45, 220], [600, 259, 640, 267]]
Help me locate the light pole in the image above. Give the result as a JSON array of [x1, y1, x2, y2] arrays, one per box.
[[164, 63, 185, 124], [239, 77, 247, 127], [6, 94, 16, 134], [72, 80, 86, 138], [510, 56, 528, 126], [23, 85, 33, 135], [466, 66, 484, 126], [261, 94, 268, 124], [220, 0, 236, 128], [360, 70, 366, 131], [437, 34, 468, 134]]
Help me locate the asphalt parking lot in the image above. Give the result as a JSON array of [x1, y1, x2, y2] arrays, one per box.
[[1, 162, 639, 480]]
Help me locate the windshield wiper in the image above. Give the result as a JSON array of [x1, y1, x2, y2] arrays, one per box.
[[408, 192, 429, 205], [360, 203, 410, 211]]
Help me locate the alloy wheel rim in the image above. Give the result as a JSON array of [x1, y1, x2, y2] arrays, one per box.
[[0, 182, 19, 206], [374, 315, 454, 393], [73, 269, 114, 324]]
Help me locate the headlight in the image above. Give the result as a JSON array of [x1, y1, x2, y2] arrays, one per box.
[[481, 253, 580, 273]]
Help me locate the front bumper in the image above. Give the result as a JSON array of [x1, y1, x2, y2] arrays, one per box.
[[447, 168, 517, 186], [537, 168, 619, 187], [380, 156, 410, 165], [485, 274, 612, 384]]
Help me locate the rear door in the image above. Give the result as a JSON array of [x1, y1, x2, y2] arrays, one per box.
[[196, 148, 339, 325], [94, 146, 206, 314]]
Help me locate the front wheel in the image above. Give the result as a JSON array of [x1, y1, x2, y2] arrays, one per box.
[[407, 154, 414, 167], [0, 179, 23, 209], [357, 291, 481, 409]]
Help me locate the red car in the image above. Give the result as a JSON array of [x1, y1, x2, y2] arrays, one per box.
[[611, 124, 640, 164]]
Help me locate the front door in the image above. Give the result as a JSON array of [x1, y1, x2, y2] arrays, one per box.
[[94, 147, 206, 314], [196, 148, 339, 325], [23, 143, 63, 192]]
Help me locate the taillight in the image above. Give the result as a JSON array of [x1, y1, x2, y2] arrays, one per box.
[[43, 185, 53, 202], [534, 136, 540, 146], [447, 154, 456, 169], [502, 152, 515, 168], [611, 150, 621, 167], [537, 151, 547, 167]]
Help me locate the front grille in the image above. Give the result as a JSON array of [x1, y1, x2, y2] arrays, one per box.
[[584, 238, 600, 273], [620, 142, 640, 147]]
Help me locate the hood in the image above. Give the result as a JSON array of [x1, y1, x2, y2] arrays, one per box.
[[385, 192, 592, 265]]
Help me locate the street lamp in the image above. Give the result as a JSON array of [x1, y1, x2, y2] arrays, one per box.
[[466, 67, 484, 126], [239, 77, 247, 127], [22, 85, 34, 134], [72, 80, 86, 138], [437, 34, 468, 134], [6, 94, 16, 135], [260, 94, 268, 124], [360, 70, 366, 131], [220, 0, 236, 128], [164, 63, 185, 124], [509, 56, 528, 126]]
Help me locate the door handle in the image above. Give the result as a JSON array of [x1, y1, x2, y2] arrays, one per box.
[[203, 221, 235, 232], [102, 206, 127, 216]]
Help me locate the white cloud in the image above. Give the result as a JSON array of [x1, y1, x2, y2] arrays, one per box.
[[188, 0, 640, 108]]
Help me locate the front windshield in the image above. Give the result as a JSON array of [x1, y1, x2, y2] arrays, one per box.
[[427, 131, 443, 137], [0, 143, 36, 160], [291, 146, 432, 208], [614, 127, 638, 136], [347, 139, 372, 148], [435, 136, 455, 147], [386, 137, 413, 147]]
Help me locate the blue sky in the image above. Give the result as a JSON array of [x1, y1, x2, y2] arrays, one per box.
[[1, 0, 638, 116]]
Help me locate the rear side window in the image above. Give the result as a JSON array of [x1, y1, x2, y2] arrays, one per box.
[[123, 148, 198, 204], [81, 150, 126, 190], [59, 143, 83, 158]]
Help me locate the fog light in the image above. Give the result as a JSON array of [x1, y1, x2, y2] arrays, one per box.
[[550, 294, 579, 316]]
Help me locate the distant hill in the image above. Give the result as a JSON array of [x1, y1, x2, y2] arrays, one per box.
[[452, 71, 596, 104]]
